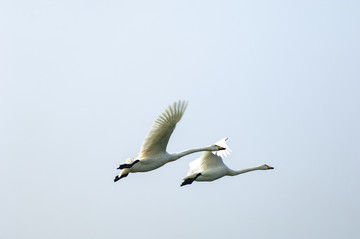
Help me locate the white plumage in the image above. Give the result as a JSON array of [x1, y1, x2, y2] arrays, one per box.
[[139, 100, 188, 159], [114, 100, 227, 182], [181, 138, 274, 186]]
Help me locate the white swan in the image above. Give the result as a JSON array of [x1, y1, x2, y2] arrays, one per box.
[[114, 100, 227, 182], [181, 138, 274, 186]]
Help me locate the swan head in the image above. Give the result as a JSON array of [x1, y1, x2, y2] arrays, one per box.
[[206, 144, 227, 152], [211, 137, 231, 157], [214, 145, 226, 151], [211, 137, 229, 151], [259, 164, 274, 170]]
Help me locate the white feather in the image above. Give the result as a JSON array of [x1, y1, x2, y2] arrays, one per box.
[[212, 137, 231, 158], [115, 101, 229, 181], [182, 138, 274, 185]]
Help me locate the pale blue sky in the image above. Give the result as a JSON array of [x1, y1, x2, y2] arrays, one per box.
[[1, 1, 359, 238]]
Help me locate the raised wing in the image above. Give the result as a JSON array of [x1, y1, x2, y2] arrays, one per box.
[[213, 137, 231, 158], [200, 151, 226, 170], [185, 151, 226, 178], [139, 100, 188, 158], [186, 137, 231, 176]]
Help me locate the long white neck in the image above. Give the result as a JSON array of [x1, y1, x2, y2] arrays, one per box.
[[170, 146, 215, 161], [228, 165, 263, 176]]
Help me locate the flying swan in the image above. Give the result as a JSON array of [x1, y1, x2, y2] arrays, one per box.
[[180, 138, 274, 186], [114, 100, 227, 182]]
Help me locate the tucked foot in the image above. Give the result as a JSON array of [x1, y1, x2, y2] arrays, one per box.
[[180, 173, 201, 187], [117, 159, 140, 170], [114, 173, 129, 182]]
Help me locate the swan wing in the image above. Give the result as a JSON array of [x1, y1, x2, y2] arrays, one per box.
[[185, 157, 202, 177], [185, 151, 225, 178], [139, 100, 188, 158], [212, 137, 231, 158], [200, 151, 226, 170]]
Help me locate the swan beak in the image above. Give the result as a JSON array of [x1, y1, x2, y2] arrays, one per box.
[[266, 165, 274, 169], [216, 145, 226, 150]]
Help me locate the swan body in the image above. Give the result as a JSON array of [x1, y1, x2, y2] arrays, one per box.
[[181, 138, 274, 186], [114, 101, 226, 182]]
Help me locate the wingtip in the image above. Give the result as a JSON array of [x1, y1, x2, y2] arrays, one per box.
[[179, 100, 188, 111]]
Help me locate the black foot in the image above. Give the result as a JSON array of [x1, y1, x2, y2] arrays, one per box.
[[180, 173, 201, 187], [117, 160, 140, 170], [114, 173, 129, 182]]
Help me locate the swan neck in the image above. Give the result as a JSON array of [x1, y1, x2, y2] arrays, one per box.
[[172, 146, 213, 160], [229, 166, 263, 176]]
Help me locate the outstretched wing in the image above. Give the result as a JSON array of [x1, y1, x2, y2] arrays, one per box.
[[139, 100, 188, 158]]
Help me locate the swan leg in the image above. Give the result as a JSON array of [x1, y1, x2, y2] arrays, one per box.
[[114, 173, 129, 182], [117, 159, 140, 170], [180, 173, 202, 187]]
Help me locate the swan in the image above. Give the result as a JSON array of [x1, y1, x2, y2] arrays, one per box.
[[114, 100, 227, 182], [180, 138, 274, 186]]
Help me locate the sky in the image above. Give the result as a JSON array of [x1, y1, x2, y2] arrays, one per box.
[[1, 0, 359, 238]]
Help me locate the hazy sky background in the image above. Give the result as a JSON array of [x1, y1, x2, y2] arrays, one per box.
[[1, 0, 359, 238]]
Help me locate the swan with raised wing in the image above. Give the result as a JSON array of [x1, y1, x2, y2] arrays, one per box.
[[180, 138, 274, 186], [114, 100, 226, 182]]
